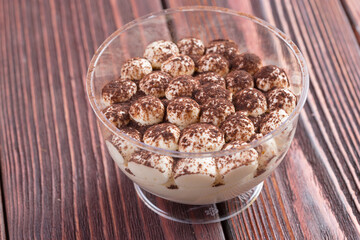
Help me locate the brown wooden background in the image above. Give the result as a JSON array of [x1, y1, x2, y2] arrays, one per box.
[[1, 0, 360, 239]]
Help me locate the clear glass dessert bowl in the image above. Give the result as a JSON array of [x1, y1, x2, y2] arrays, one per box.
[[86, 6, 309, 224]]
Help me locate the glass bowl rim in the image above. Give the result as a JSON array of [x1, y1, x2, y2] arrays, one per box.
[[86, 5, 309, 158]]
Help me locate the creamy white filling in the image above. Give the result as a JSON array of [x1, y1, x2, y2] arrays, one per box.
[[128, 162, 171, 185], [256, 138, 278, 170], [222, 163, 258, 184], [106, 138, 285, 205], [106, 140, 125, 166]]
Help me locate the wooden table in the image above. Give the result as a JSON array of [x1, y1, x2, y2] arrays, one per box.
[[1, 0, 360, 239]]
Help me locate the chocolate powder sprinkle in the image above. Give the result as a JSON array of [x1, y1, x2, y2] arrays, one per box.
[[231, 53, 262, 74], [195, 72, 226, 88], [125, 168, 135, 176], [139, 71, 172, 97], [255, 65, 290, 91], [178, 123, 225, 152], [220, 112, 255, 142], [193, 83, 232, 104], [144, 123, 180, 143], [102, 79, 137, 104], [206, 39, 240, 61], [174, 157, 216, 178], [167, 184, 179, 189], [233, 88, 267, 114], [267, 88, 297, 114], [102, 103, 131, 128], [128, 150, 173, 173], [225, 70, 254, 93], [197, 53, 229, 76]]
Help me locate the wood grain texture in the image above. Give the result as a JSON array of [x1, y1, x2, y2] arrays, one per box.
[[165, 0, 360, 239], [341, 0, 360, 42], [1, 0, 360, 239], [0, 184, 6, 240], [0, 3, 8, 239], [0, 0, 226, 239]]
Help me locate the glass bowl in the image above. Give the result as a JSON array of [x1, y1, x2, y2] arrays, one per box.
[[86, 6, 309, 224]]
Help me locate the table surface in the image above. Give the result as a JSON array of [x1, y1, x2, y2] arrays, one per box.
[[1, 0, 360, 239]]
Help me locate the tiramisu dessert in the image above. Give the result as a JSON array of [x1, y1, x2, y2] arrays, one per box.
[[101, 37, 298, 204]]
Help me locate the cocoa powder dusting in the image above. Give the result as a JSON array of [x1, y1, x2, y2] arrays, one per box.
[[144, 123, 179, 142], [125, 168, 135, 176], [226, 70, 254, 93], [193, 84, 231, 104], [231, 53, 262, 74], [233, 88, 266, 113]]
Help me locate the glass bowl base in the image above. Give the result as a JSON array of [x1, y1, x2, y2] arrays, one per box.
[[134, 181, 264, 224]]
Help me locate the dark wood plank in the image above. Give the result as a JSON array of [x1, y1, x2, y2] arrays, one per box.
[[2, 0, 360, 239], [0, 184, 6, 240], [0, 0, 227, 239], [340, 0, 360, 42], [164, 0, 360, 239], [0, 2, 8, 239]]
